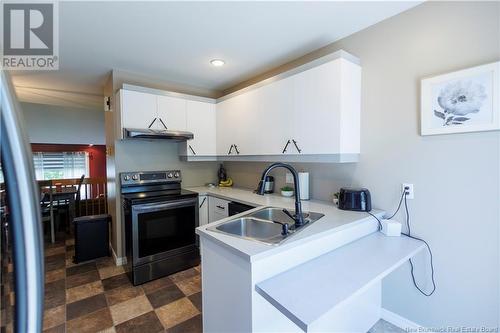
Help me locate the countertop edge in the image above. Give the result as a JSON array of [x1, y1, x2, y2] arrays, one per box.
[[192, 186, 386, 262], [254, 234, 426, 330]]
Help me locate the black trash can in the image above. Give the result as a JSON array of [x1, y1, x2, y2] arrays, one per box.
[[73, 214, 110, 263]]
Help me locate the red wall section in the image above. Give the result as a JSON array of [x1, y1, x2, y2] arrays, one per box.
[[31, 143, 107, 178]]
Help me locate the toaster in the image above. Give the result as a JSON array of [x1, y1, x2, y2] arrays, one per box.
[[338, 187, 372, 212]]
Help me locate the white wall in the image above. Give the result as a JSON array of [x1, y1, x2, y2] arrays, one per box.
[[22, 102, 105, 144], [224, 1, 500, 328]]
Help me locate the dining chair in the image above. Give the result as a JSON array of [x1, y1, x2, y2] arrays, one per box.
[[39, 180, 56, 243], [75, 174, 85, 216]]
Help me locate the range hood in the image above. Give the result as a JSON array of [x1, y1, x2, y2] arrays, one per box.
[[123, 128, 194, 141]]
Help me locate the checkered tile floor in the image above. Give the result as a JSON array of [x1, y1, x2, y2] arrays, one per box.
[[44, 235, 202, 333], [42, 234, 402, 333]]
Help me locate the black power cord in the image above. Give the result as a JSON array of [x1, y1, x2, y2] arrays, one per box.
[[387, 190, 405, 220], [367, 188, 437, 297], [402, 194, 436, 296], [367, 211, 382, 231]]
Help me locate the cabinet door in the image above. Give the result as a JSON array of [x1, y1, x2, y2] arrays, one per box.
[[208, 197, 229, 223], [120, 90, 157, 130], [216, 90, 260, 156], [157, 95, 187, 131], [256, 78, 294, 155], [186, 101, 216, 156], [292, 60, 341, 154], [216, 97, 240, 155], [235, 88, 261, 155], [198, 195, 209, 226]]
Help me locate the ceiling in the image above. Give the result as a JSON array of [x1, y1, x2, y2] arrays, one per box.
[[12, 1, 422, 109]]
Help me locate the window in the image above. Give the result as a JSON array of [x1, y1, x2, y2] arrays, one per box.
[[33, 152, 89, 180]]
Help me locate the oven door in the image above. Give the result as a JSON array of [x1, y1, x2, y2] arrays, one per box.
[[131, 197, 198, 266]]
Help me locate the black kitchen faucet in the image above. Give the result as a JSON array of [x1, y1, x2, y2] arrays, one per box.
[[256, 163, 305, 227]]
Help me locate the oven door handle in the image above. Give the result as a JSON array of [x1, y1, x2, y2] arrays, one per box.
[[132, 198, 197, 213]]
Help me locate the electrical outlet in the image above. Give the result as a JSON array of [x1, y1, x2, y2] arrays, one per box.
[[285, 172, 294, 184], [402, 183, 414, 199]]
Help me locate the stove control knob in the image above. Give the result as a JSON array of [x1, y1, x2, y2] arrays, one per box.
[[132, 174, 139, 181], [174, 172, 180, 178], [123, 175, 131, 181], [167, 173, 173, 178]]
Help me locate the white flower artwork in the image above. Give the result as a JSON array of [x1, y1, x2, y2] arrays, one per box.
[[421, 61, 499, 135]]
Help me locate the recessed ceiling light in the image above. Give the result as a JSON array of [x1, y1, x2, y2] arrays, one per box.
[[210, 59, 225, 67]]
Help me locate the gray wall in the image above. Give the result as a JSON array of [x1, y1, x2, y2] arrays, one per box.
[[115, 140, 218, 186], [111, 141, 219, 258], [224, 1, 500, 327], [22, 102, 105, 144]]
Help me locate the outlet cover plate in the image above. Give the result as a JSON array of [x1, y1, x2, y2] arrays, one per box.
[[402, 183, 414, 199]]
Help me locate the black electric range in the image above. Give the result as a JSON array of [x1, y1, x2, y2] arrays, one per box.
[[121, 170, 200, 285]]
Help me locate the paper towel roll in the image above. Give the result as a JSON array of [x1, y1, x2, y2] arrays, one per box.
[[298, 172, 309, 200]]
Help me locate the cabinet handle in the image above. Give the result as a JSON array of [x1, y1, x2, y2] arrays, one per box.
[[147, 117, 158, 129], [158, 117, 168, 130], [282, 140, 291, 154], [234, 145, 240, 155], [216, 205, 225, 210], [189, 145, 196, 155], [147, 117, 168, 130], [228, 144, 234, 155], [292, 139, 302, 153], [199, 197, 206, 208]]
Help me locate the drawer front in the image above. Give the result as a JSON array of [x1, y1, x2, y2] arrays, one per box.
[[208, 197, 230, 223]]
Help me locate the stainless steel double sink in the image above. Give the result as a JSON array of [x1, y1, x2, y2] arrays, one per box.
[[207, 207, 324, 245]]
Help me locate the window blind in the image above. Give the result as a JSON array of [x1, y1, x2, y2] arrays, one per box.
[[33, 152, 89, 180]]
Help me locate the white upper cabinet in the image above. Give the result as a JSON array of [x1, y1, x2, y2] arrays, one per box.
[[257, 78, 295, 155], [120, 89, 157, 130], [233, 88, 261, 155], [216, 96, 242, 155], [292, 58, 361, 154], [215, 53, 361, 158], [217, 81, 292, 156], [118, 89, 187, 133], [117, 51, 361, 161], [157, 95, 187, 131], [184, 100, 216, 156], [292, 60, 342, 154]]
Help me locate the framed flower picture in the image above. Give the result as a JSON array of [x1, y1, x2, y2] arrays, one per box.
[[421, 61, 500, 136]]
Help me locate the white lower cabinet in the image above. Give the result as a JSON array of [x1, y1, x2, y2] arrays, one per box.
[[208, 197, 230, 223], [198, 195, 209, 226]]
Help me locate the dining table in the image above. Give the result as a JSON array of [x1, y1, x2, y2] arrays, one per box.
[[41, 185, 78, 244]]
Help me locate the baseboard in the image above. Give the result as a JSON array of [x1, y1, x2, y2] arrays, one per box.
[[110, 242, 127, 266], [381, 308, 422, 330]]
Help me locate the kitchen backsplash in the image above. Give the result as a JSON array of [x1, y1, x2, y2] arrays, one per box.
[[223, 161, 357, 202], [115, 140, 219, 187]]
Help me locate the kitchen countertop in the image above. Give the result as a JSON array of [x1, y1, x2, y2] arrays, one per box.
[[255, 233, 425, 331], [188, 186, 385, 262]]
